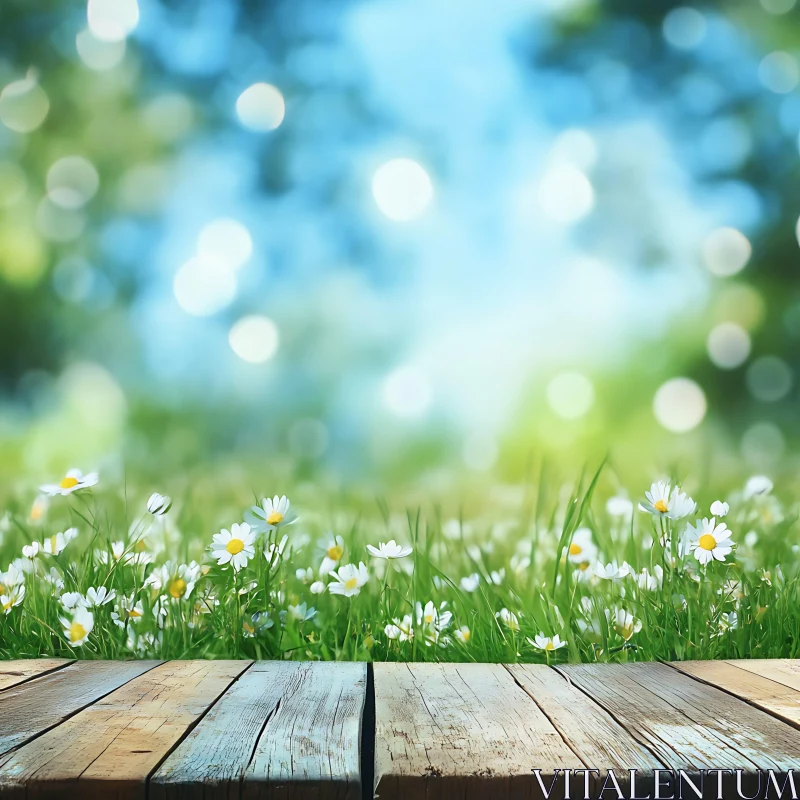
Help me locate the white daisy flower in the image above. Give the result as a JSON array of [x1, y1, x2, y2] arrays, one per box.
[[318, 534, 345, 577], [21, 542, 40, 559], [310, 580, 326, 594], [60, 591, 86, 611], [416, 600, 453, 631], [612, 607, 642, 641], [454, 625, 471, 644], [606, 495, 634, 518], [287, 602, 316, 622], [636, 565, 663, 591], [0, 563, 25, 595], [147, 493, 172, 516], [594, 561, 632, 581], [111, 593, 144, 627], [85, 586, 116, 607], [528, 633, 567, 651], [210, 523, 256, 571], [41, 527, 78, 556], [639, 481, 696, 520], [744, 475, 773, 500], [28, 495, 49, 524], [566, 527, 597, 566], [366, 540, 413, 559], [488, 568, 505, 586], [146, 561, 201, 600], [328, 562, 369, 597], [496, 607, 520, 631], [40, 469, 99, 497], [384, 614, 414, 642], [460, 573, 481, 592], [245, 495, 298, 534], [61, 606, 94, 646], [264, 534, 289, 564], [688, 518, 734, 565], [1, 584, 24, 615], [710, 500, 730, 517], [296, 567, 314, 583]]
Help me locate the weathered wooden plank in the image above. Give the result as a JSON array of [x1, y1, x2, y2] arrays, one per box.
[[0, 660, 160, 757], [670, 660, 800, 729], [0, 659, 250, 800], [506, 663, 663, 778], [729, 659, 800, 692], [151, 661, 366, 800], [374, 662, 584, 800], [0, 660, 73, 693], [558, 662, 800, 773]]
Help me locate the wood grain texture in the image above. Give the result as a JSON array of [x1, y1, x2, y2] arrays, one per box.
[[558, 662, 800, 773], [151, 660, 366, 800], [729, 659, 800, 692], [506, 663, 663, 777], [0, 659, 250, 800], [0, 660, 73, 693], [670, 660, 800, 729], [0, 660, 160, 758], [374, 662, 584, 800]]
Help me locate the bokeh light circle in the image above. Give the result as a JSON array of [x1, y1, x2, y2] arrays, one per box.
[[662, 7, 707, 49], [746, 356, 793, 402], [87, 0, 139, 42], [0, 77, 49, 133], [46, 156, 99, 208], [382, 366, 432, 418], [76, 29, 125, 70], [547, 372, 595, 419], [173, 256, 237, 317], [707, 322, 751, 369], [538, 164, 594, 224], [236, 83, 285, 131], [701, 227, 751, 276], [761, 0, 796, 12], [742, 422, 785, 468], [197, 219, 252, 271], [372, 159, 434, 221], [228, 315, 279, 363], [759, 52, 800, 94], [653, 378, 707, 433]]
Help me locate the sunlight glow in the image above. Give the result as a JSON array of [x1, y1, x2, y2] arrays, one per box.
[[173, 256, 237, 317], [236, 83, 285, 131], [372, 159, 433, 221], [653, 378, 707, 433]]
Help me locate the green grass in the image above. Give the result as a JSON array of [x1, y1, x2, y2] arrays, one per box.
[[0, 464, 798, 663]]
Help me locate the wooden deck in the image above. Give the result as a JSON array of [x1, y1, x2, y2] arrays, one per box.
[[0, 659, 799, 798]]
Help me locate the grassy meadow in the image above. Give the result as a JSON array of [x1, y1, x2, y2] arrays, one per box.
[[0, 463, 798, 664]]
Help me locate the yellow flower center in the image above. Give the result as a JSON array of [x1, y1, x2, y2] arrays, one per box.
[[654, 499, 668, 513], [344, 577, 358, 590], [128, 608, 142, 618], [243, 621, 255, 634], [698, 533, 716, 551], [2, 600, 12, 612], [31, 503, 44, 521], [135, 540, 147, 552], [461, 630, 471, 642], [424, 614, 434, 624], [169, 578, 187, 598], [327, 545, 343, 561], [578, 561, 590, 571], [226, 538, 245, 555], [60, 476, 79, 489], [267, 511, 284, 526], [544, 641, 555, 651], [569, 543, 582, 555], [49, 536, 59, 552], [69, 621, 86, 643]]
